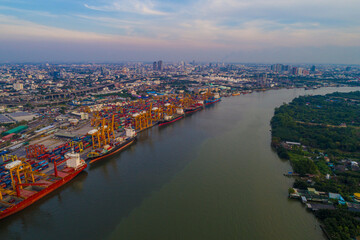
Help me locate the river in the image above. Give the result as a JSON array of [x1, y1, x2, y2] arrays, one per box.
[[1, 87, 360, 240]]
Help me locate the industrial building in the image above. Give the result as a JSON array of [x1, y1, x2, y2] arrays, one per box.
[[7, 112, 38, 122], [0, 114, 16, 124]]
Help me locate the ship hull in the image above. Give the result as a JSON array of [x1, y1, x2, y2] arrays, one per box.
[[88, 138, 136, 164], [158, 115, 184, 126], [205, 98, 221, 106], [0, 164, 87, 220], [184, 106, 203, 115]]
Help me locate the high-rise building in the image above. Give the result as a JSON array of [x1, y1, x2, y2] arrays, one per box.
[[271, 64, 284, 72], [297, 67, 304, 76], [153, 62, 157, 71], [256, 73, 267, 86], [310, 65, 316, 72], [157, 60, 163, 71], [284, 65, 292, 72]]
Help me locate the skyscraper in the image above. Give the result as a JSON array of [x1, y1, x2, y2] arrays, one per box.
[[291, 67, 298, 75], [153, 61, 157, 71], [271, 64, 284, 72], [157, 60, 163, 71]]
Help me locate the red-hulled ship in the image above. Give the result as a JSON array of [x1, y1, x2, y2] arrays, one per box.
[[204, 93, 221, 106], [158, 108, 185, 126], [87, 128, 137, 165], [0, 153, 87, 220], [184, 101, 204, 115]]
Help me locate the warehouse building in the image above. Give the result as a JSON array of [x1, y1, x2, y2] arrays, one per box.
[[7, 112, 38, 122]]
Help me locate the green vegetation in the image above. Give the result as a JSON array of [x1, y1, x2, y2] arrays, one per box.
[[315, 210, 360, 240], [288, 152, 318, 175], [271, 91, 360, 240], [271, 91, 360, 174], [271, 94, 360, 152]]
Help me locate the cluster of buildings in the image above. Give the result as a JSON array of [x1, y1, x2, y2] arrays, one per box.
[[0, 62, 358, 147], [0, 62, 358, 102], [290, 187, 360, 213], [270, 64, 313, 76]]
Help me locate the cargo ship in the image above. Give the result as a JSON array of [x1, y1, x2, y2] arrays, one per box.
[[0, 152, 87, 220], [205, 93, 221, 106], [87, 128, 137, 164], [158, 108, 184, 126], [184, 101, 204, 115]]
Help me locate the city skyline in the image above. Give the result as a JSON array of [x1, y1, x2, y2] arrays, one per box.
[[0, 0, 360, 64]]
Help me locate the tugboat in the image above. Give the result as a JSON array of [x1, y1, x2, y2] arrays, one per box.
[[87, 128, 137, 164]]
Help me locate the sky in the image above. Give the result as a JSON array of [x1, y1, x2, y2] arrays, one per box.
[[0, 0, 360, 64]]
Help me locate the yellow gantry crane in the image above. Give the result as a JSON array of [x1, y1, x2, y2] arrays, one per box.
[[179, 94, 195, 108], [89, 115, 116, 149], [1, 154, 18, 163], [164, 103, 176, 116], [132, 110, 152, 131], [90, 111, 102, 127], [0, 187, 16, 201], [70, 141, 84, 153], [0, 159, 48, 199], [6, 159, 35, 190], [151, 107, 163, 122]]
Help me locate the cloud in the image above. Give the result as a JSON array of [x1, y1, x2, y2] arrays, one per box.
[[2, 11, 360, 52], [84, 0, 169, 16], [0, 14, 223, 49], [0, 5, 58, 18], [1, 0, 360, 63]]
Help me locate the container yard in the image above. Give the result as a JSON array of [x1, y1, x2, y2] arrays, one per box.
[[0, 92, 221, 220]]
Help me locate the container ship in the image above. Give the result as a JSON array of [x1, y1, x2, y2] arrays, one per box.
[[184, 101, 204, 115], [87, 128, 137, 164], [158, 108, 184, 126], [205, 93, 221, 106], [0, 152, 87, 220]]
